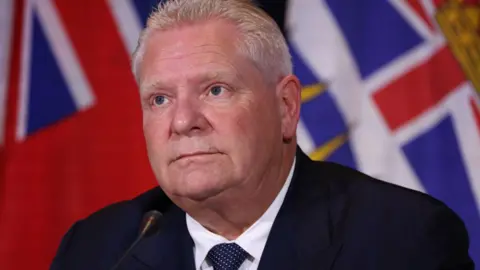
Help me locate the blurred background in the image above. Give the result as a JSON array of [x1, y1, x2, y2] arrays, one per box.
[[0, 0, 479, 269]]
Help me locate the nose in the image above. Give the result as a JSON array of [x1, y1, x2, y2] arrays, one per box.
[[170, 96, 210, 137]]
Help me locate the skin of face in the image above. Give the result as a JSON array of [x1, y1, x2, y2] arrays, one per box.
[[139, 19, 300, 213]]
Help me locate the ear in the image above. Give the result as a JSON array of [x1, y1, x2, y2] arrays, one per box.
[[276, 74, 302, 143]]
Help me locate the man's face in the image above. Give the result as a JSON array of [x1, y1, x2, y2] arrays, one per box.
[[139, 20, 296, 201]]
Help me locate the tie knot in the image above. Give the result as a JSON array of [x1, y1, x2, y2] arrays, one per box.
[[206, 243, 249, 270]]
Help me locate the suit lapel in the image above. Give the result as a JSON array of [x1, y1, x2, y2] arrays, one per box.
[[120, 205, 195, 270], [258, 148, 346, 270]]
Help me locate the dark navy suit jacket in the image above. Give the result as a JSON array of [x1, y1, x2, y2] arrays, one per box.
[[50, 149, 474, 270]]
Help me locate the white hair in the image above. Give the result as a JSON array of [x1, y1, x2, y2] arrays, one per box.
[[131, 0, 292, 85]]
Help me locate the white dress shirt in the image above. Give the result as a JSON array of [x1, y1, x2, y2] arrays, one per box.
[[186, 157, 296, 270]]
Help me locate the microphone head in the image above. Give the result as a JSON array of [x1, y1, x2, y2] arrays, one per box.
[[139, 210, 163, 238]]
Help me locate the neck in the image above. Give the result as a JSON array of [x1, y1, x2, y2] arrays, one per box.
[[182, 145, 296, 240]]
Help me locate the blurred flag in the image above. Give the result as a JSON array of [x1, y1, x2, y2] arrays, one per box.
[[0, 0, 159, 269], [0, 0, 12, 150], [1, 0, 479, 269], [287, 0, 480, 266]]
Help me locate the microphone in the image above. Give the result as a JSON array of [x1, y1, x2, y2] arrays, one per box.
[[110, 210, 164, 270]]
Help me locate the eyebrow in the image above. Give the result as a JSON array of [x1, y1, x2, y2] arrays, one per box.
[[204, 69, 245, 85], [140, 70, 240, 93], [203, 71, 235, 82], [140, 79, 170, 93]]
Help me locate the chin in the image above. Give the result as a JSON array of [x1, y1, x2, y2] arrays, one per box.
[[175, 183, 225, 202], [171, 172, 229, 201], [181, 187, 222, 201]]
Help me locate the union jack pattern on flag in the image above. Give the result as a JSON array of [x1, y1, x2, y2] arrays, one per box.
[[288, 0, 480, 265], [0, 0, 479, 269]]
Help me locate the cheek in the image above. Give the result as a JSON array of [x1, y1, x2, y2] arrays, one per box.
[[241, 97, 280, 135], [143, 112, 169, 155], [211, 94, 279, 142], [212, 107, 270, 153], [211, 105, 252, 135]]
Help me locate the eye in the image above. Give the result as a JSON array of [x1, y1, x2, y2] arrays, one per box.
[[152, 95, 169, 106], [208, 85, 225, 96]]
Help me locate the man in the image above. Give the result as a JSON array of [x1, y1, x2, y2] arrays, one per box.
[[50, 0, 474, 269]]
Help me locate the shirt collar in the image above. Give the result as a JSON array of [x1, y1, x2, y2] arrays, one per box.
[[186, 157, 296, 269]]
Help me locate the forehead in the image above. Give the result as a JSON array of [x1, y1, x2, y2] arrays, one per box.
[[139, 20, 247, 87]]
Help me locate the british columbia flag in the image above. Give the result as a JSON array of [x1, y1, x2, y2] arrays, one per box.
[[288, 0, 480, 265], [0, 0, 479, 269]]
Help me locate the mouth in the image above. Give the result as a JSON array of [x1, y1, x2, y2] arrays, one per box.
[[173, 151, 221, 162]]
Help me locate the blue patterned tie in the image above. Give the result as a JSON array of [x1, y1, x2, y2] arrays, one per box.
[[206, 243, 249, 270]]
